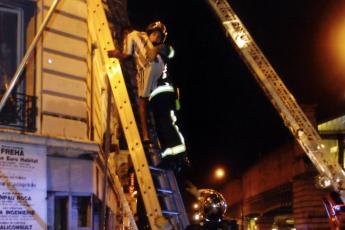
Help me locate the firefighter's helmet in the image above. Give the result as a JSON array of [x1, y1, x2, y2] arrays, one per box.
[[146, 21, 168, 43], [200, 189, 227, 221]]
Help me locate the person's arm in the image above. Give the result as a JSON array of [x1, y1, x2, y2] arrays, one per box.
[[108, 30, 136, 60], [107, 49, 130, 60]]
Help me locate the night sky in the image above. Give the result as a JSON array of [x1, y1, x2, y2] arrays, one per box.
[[127, 0, 345, 187]]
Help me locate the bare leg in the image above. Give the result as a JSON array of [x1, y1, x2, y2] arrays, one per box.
[[138, 97, 150, 141]]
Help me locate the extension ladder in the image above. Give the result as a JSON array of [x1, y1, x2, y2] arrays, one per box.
[[88, 0, 189, 228]]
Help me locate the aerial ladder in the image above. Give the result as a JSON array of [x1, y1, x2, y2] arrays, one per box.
[[88, 0, 189, 229], [207, 0, 345, 227]]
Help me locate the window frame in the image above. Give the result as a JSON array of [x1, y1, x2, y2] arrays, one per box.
[[49, 192, 94, 230]]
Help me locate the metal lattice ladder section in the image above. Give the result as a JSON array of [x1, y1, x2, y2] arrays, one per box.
[[149, 165, 190, 229], [88, 0, 187, 229], [207, 0, 345, 196]]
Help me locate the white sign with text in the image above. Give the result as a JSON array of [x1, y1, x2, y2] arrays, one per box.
[[0, 142, 47, 229]]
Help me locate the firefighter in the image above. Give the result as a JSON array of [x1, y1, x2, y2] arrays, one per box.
[[149, 78, 190, 174], [146, 24, 190, 174]]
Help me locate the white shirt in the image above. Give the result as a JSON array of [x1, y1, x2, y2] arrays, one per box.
[[124, 31, 165, 98]]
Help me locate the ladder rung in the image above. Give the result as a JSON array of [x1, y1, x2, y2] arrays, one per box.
[[162, 210, 180, 216], [157, 188, 174, 195]]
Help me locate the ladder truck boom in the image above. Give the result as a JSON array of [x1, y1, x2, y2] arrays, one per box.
[[207, 0, 345, 196]]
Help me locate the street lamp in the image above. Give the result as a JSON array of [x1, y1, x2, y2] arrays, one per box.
[[193, 202, 200, 210], [214, 167, 225, 180]]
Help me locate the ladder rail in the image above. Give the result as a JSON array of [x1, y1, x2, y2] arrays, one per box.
[[113, 172, 139, 230], [165, 170, 190, 229], [151, 167, 190, 229], [207, 0, 345, 194], [99, 146, 138, 229], [88, 0, 169, 229]]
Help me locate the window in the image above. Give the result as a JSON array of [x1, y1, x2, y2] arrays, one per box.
[[50, 194, 93, 229], [54, 196, 68, 230], [73, 196, 92, 227], [0, 0, 36, 131]]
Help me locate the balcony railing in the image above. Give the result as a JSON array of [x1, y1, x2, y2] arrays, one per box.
[[0, 92, 36, 131]]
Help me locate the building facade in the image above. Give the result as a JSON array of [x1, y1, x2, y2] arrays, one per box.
[[222, 106, 340, 230], [0, 0, 132, 229]]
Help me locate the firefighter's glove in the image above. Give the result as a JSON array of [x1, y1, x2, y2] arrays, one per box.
[[175, 87, 181, 111]]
